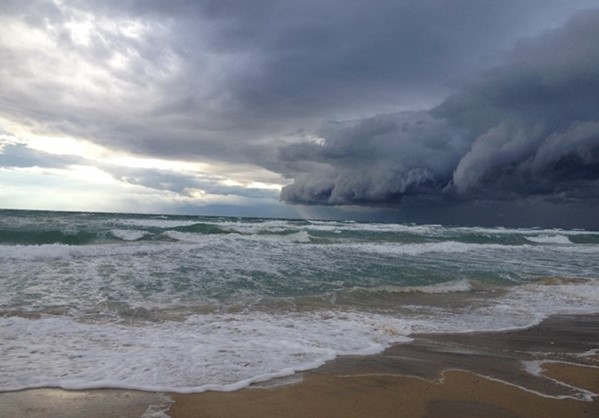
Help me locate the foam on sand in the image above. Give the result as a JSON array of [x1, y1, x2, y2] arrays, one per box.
[[2, 278, 598, 393]]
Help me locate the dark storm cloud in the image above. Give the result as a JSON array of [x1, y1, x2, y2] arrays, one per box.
[[279, 10, 599, 208], [278, 112, 465, 204], [2, 0, 595, 165]]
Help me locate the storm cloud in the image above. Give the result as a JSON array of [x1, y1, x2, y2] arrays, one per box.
[[1, 1, 599, 225], [1, 0, 595, 164], [279, 10, 599, 208]]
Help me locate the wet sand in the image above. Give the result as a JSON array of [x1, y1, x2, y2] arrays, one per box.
[[1, 314, 598, 418], [0, 389, 170, 418], [171, 371, 598, 418]]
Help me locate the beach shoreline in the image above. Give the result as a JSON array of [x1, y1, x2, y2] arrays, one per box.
[[1, 313, 597, 418]]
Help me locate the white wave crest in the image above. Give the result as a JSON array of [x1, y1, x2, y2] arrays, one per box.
[[235, 230, 312, 244], [350, 279, 473, 295], [0, 242, 184, 260], [219, 220, 296, 234], [525, 235, 572, 244], [284, 231, 311, 243], [110, 229, 149, 241], [161, 230, 219, 243], [346, 241, 512, 256], [0, 243, 78, 260]]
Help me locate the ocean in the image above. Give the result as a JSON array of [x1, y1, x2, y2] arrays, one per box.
[[1, 209, 598, 393]]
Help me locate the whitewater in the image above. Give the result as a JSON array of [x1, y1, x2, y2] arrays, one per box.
[[1, 209, 598, 393]]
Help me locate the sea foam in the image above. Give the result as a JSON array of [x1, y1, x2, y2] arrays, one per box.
[[0, 311, 411, 393], [348, 279, 473, 295], [2, 278, 598, 393]]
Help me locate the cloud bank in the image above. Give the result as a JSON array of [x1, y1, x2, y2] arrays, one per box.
[[279, 10, 599, 209], [1, 1, 598, 225], [2, 0, 593, 164]]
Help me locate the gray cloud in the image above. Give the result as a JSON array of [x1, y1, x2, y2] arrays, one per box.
[[105, 166, 279, 200], [2, 1, 599, 226], [2, 0, 596, 166], [0, 142, 84, 169], [279, 9, 599, 209]]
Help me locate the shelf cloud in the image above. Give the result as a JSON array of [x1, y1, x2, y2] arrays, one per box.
[[279, 10, 599, 210]]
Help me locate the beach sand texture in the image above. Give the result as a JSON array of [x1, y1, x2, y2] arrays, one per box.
[[1, 314, 597, 418]]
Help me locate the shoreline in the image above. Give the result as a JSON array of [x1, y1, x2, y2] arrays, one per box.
[[1, 314, 598, 418]]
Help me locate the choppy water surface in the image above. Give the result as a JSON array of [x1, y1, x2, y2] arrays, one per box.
[[1, 209, 598, 392]]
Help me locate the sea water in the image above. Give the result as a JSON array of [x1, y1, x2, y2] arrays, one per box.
[[1, 209, 598, 392]]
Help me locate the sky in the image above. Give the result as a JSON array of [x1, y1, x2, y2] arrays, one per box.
[[1, 0, 598, 227]]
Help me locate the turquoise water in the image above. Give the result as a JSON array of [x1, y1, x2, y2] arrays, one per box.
[[1, 209, 598, 392]]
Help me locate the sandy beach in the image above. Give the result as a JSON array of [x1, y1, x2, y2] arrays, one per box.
[[1, 314, 597, 418]]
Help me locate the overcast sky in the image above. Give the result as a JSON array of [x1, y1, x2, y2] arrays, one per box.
[[1, 1, 598, 227]]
